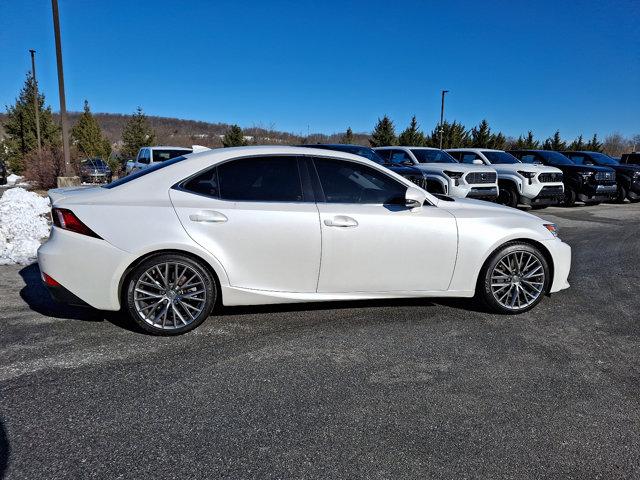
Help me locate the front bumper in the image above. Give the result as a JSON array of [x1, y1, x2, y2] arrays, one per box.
[[542, 238, 571, 293], [577, 183, 617, 202], [522, 185, 565, 206], [465, 186, 499, 200]]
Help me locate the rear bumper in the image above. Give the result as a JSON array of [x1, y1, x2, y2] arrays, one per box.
[[465, 186, 498, 200], [37, 227, 133, 310]]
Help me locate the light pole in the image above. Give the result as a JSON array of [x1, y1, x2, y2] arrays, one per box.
[[439, 90, 449, 150], [29, 50, 42, 154], [51, 0, 75, 182]]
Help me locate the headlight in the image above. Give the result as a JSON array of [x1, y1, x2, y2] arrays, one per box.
[[443, 170, 464, 179], [543, 223, 559, 238], [633, 171, 640, 179], [517, 171, 536, 179]]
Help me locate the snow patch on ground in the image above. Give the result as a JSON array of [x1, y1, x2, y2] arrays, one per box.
[[0, 188, 51, 265], [6, 174, 23, 186]]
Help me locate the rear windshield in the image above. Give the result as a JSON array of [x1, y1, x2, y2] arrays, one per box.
[[153, 149, 192, 162], [102, 156, 187, 189], [410, 149, 457, 164]]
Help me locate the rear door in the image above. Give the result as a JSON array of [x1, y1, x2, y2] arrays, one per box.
[[170, 155, 321, 292], [311, 157, 457, 293]]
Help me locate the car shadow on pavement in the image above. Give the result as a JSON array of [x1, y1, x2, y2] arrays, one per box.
[[0, 418, 9, 480], [17, 264, 138, 332]]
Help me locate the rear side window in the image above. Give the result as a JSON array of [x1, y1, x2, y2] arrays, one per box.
[[313, 158, 406, 204], [181, 156, 304, 201]]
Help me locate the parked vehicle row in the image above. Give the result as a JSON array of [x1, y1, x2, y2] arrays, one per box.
[[39, 146, 572, 335]]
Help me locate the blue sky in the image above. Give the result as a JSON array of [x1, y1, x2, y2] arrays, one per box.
[[1, 0, 638, 139]]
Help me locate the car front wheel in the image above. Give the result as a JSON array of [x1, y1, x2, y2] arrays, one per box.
[[476, 243, 550, 314], [125, 254, 217, 335]]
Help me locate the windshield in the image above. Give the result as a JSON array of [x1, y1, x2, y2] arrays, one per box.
[[410, 149, 457, 164], [588, 152, 619, 166], [153, 149, 192, 162], [103, 156, 187, 189], [538, 151, 574, 166], [313, 145, 384, 164], [483, 151, 520, 164]]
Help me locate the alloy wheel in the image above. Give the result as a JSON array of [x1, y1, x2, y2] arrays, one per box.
[[133, 262, 207, 330], [490, 250, 545, 310]]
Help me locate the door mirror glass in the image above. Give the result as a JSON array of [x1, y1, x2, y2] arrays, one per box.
[[405, 186, 426, 208]]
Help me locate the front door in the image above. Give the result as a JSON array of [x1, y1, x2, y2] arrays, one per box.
[[312, 157, 458, 293]]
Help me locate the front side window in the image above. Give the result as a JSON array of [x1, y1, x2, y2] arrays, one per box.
[[565, 153, 591, 165], [139, 149, 150, 164], [390, 150, 413, 165], [217, 156, 303, 202], [460, 152, 481, 164], [313, 158, 406, 204], [539, 151, 574, 166]]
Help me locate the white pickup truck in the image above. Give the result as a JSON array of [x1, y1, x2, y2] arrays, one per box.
[[125, 146, 200, 175]]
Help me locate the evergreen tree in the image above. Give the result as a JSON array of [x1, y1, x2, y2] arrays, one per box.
[[121, 107, 156, 158], [489, 132, 507, 150], [585, 133, 603, 152], [425, 121, 470, 148], [514, 131, 540, 149], [568, 134, 586, 151], [398, 116, 426, 146], [369, 115, 397, 147], [1, 72, 59, 173], [542, 130, 566, 151], [341, 127, 354, 144], [222, 124, 248, 147], [71, 100, 111, 159], [470, 119, 493, 148]]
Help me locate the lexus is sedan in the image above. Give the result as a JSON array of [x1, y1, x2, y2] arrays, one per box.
[[38, 146, 571, 335]]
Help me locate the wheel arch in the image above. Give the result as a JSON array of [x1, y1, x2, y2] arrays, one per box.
[[118, 249, 224, 308], [475, 238, 555, 295]]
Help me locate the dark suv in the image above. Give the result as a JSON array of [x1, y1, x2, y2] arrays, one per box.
[[305, 144, 428, 190], [508, 150, 617, 206], [621, 152, 640, 165], [563, 151, 640, 203]]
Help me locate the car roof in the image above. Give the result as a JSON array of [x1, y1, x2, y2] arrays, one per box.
[[446, 148, 504, 153], [147, 146, 193, 150], [374, 146, 440, 150]]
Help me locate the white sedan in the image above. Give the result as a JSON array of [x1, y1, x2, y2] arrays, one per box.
[[38, 146, 571, 335]]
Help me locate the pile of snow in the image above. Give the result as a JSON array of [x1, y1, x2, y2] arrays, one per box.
[[0, 188, 51, 265], [5, 174, 24, 186]]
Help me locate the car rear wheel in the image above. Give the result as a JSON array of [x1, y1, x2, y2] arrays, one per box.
[[125, 254, 216, 335], [476, 243, 550, 314]]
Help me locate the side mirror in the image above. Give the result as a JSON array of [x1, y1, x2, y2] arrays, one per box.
[[473, 159, 484, 165], [405, 186, 427, 208]]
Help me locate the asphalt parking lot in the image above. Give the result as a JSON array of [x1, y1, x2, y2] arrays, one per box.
[[1, 202, 639, 479]]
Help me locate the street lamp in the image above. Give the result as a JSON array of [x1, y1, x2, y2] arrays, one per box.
[[439, 90, 449, 150], [29, 49, 42, 154]]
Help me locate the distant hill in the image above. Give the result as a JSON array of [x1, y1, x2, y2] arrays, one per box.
[[0, 112, 371, 154]]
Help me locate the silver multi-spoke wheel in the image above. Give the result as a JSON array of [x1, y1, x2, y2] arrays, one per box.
[[490, 250, 545, 311], [133, 262, 207, 330]]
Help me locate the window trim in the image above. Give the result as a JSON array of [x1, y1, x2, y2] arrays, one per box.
[[173, 154, 311, 204]]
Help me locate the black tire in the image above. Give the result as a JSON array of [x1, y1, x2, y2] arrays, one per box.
[[125, 253, 217, 335], [630, 198, 640, 203], [562, 186, 577, 207], [615, 184, 628, 204], [498, 183, 518, 208], [475, 242, 551, 314], [531, 205, 548, 210]]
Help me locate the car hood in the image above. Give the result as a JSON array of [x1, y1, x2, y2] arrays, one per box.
[[609, 164, 640, 174], [437, 196, 543, 221], [560, 164, 615, 174], [489, 163, 562, 174], [384, 164, 426, 177], [413, 163, 496, 174]]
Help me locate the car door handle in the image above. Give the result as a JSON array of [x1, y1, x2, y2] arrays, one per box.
[[324, 216, 358, 228], [189, 210, 228, 223]]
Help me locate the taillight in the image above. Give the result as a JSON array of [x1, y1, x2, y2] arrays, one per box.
[[52, 208, 102, 239], [41, 272, 61, 287]]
